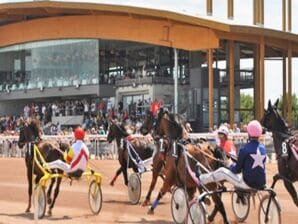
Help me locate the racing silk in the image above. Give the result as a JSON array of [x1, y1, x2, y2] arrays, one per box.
[[230, 140, 266, 189], [220, 139, 237, 157], [64, 140, 89, 171]]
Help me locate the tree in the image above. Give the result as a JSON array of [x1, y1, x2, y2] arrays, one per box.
[[277, 94, 298, 128], [240, 93, 254, 124]]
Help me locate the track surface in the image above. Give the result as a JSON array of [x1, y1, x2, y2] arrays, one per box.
[[0, 158, 297, 224]]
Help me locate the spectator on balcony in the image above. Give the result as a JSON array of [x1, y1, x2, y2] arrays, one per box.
[[107, 100, 112, 112], [118, 100, 123, 113], [233, 123, 241, 133], [99, 99, 105, 115], [91, 100, 96, 117], [98, 126, 106, 135], [52, 103, 57, 117], [24, 104, 30, 119], [84, 101, 89, 119], [30, 103, 36, 117]]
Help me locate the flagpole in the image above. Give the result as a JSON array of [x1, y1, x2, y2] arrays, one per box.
[[174, 48, 178, 114]]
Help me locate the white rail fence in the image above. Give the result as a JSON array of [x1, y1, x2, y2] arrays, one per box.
[[0, 133, 276, 162]]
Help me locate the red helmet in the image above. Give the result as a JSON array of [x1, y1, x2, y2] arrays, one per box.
[[74, 127, 85, 140]]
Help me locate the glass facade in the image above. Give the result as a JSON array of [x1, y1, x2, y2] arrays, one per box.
[[0, 39, 190, 93], [0, 39, 99, 92]]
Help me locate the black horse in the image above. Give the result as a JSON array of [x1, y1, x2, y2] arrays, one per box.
[[107, 120, 156, 186], [261, 99, 298, 207], [18, 118, 70, 215], [140, 110, 230, 224]]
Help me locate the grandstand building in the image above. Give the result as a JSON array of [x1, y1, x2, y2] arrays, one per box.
[[0, 1, 297, 131]]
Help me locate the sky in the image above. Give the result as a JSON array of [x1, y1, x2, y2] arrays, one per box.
[[1, 0, 298, 105]]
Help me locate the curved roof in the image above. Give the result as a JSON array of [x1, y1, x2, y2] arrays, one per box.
[[0, 1, 298, 51]]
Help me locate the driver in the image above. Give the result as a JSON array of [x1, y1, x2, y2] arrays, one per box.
[[197, 120, 267, 190], [47, 127, 90, 174]]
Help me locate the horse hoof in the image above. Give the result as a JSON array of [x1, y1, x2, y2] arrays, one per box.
[[47, 209, 52, 216], [147, 208, 154, 215], [47, 198, 52, 205], [25, 208, 30, 213], [142, 200, 150, 207], [109, 181, 114, 186]]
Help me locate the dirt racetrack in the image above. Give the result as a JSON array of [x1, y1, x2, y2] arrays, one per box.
[[0, 158, 297, 224]]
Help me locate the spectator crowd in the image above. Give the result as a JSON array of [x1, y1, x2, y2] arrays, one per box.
[[0, 98, 154, 136]]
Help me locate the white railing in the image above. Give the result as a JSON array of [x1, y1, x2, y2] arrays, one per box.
[[0, 133, 276, 162]]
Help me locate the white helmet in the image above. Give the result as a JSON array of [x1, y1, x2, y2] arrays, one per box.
[[218, 126, 229, 137]]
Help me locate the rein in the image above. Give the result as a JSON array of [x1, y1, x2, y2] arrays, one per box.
[[196, 145, 225, 164]]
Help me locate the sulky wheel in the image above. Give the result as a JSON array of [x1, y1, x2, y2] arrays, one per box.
[[128, 173, 142, 205], [88, 180, 103, 214], [231, 191, 250, 222], [171, 187, 188, 224], [258, 194, 281, 224], [34, 186, 46, 220], [187, 199, 206, 224]]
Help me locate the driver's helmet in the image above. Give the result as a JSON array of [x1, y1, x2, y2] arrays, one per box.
[[218, 126, 229, 137], [247, 120, 262, 138], [74, 127, 85, 140]]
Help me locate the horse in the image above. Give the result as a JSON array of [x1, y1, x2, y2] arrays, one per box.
[[18, 118, 70, 215], [107, 120, 157, 186], [140, 110, 230, 224], [261, 99, 298, 207]]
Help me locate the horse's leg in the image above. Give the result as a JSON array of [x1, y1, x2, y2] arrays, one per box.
[[209, 193, 230, 224], [283, 180, 298, 207], [46, 178, 56, 205], [121, 159, 128, 186], [142, 158, 163, 206], [48, 177, 62, 216], [122, 164, 129, 186], [25, 161, 33, 213], [187, 187, 196, 201], [110, 167, 122, 186], [148, 158, 175, 214]]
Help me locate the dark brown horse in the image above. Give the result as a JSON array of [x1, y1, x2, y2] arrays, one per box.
[[18, 118, 70, 215], [107, 120, 157, 186], [140, 110, 230, 224], [261, 99, 298, 207]]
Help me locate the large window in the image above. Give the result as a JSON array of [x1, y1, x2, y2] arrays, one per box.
[[0, 39, 190, 93], [0, 39, 99, 91]]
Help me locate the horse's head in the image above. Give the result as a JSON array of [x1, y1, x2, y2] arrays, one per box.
[[140, 111, 155, 135], [107, 120, 129, 143], [18, 118, 41, 148], [141, 109, 183, 140], [261, 99, 288, 132]]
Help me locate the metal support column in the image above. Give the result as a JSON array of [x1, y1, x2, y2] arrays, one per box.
[[208, 49, 214, 129], [287, 42, 293, 125], [260, 0, 264, 25], [282, 0, 286, 31], [259, 38, 265, 118], [283, 55, 287, 117], [229, 40, 235, 127], [207, 0, 213, 16], [228, 0, 234, 19], [288, 0, 292, 32], [254, 45, 260, 119], [174, 48, 178, 114], [253, 0, 258, 25]]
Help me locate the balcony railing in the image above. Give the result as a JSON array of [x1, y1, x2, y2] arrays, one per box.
[[115, 76, 189, 87], [219, 69, 254, 84]]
